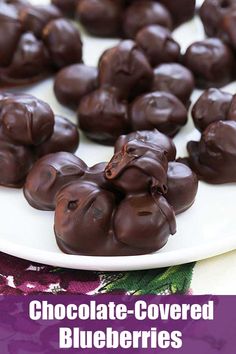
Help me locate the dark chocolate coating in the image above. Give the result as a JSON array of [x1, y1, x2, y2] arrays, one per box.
[[135, 25, 180, 67], [76, 0, 123, 37], [0, 128, 34, 188], [115, 129, 176, 162], [130, 91, 188, 137], [192, 88, 233, 132], [151, 63, 195, 105], [105, 139, 169, 194], [2, 32, 50, 82], [0, 3, 22, 67], [200, 0, 236, 49], [52, 0, 78, 17], [159, 0, 196, 27], [1, 94, 54, 146], [19, 4, 61, 37], [24, 152, 108, 210], [123, 1, 172, 39], [54, 181, 176, 256], [186, 120, 236, 184], [42, 18, 83, 69], [54, 64, 98, 109], [183, 38, 235, 89], [113, 193, 176, 251], [24, 153, 87, 210], [227, 95, 236, 121], [98, 40, 153, 100], [166, 162, 198, 215], [35, 115, 79, 157], [78, 87, 129, 145]]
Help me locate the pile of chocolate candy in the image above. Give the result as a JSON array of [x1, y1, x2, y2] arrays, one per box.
[[0, 0, 82, 86], [1, 0, 236, 257]]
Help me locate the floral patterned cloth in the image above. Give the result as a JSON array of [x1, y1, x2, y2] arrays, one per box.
[[0, 252, 194, 295]]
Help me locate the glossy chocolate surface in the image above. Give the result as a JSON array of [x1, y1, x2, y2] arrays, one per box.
[[130, 91, 188, 137], [136, 25, 180, 67], [0, 93, 79, 188], [78, 87, 129, 145], [52, 0, 78, 17], [184, 38, 235, 89], [192, 88, 233, 132], [76, 0, 123, 37], [123, 0, 172, 39], [159, 0, 196, 27], [166, 162, 198, 214], [186, 121, 236, 184], [42, 18, 83, 69], [35, 115, 79, 157], [54, 64, 98, 109], [151, 63, 195, 105], [0, 1, 82, 87], [98, 40, 153, 100], [114, 129, 176, 162]]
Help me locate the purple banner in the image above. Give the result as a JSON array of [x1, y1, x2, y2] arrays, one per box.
[[0, 295, 235, 353]]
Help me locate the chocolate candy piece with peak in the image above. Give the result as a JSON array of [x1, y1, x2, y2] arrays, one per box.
[[78, 87, 129, 145], [115, 129, 176, 162], [136, 25, 180, 67], [98, 40, 153, 100], [42, 18, 83, 69]]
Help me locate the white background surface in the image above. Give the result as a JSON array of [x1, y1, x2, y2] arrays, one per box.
[[0, 0, 236, 271]]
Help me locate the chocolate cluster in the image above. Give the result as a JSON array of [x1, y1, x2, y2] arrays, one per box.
[[179, 88, 236, 184], [0, 93, 79, 188], [24, 129, 198, 256], [0, 0, 82, 87], [55, 39, 193, 145], [52, 0, 196, 38], [200, 0, 236, 50]]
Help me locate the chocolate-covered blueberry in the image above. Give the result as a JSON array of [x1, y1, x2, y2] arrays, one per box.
[[54, 64, 98, 109], [166, 162, 198, 214], [54, 177, 176, 256], [183, 38, 235, 89], [1, 94, 54, 146], [115, 129, 176, 162], [78, 87, 129, 145], [24, 152, 87, 210], [42, 18, 83, 69], [35, 116, 79, 157], [151, 63, 195, 105], [0, 3, 22, 67], [192, 88, 233, 132], [114, 193, 176, 251], [136, 25, 180, 67], [76, 0, 123, 37], [4, 32, 49, 81], [130, 91, 188, 137], [19, 4, 61, 37], [105, 139, 169, 194], [159, 0, 196, 27], [123, 1, 172, 39], [98, 40, 153, 100], [187, 120, 236, 184]]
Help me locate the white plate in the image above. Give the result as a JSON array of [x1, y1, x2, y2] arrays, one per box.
[[1, 2, 236, 271]]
